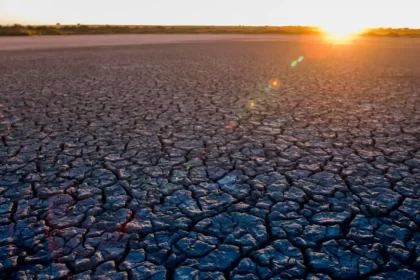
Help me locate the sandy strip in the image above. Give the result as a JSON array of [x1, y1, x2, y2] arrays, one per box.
[[0, 34, 324, 51]]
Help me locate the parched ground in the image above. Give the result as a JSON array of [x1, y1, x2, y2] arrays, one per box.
[[1, 36, 420, 279]]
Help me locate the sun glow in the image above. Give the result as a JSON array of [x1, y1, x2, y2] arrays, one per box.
[[320, 24, 365, 44]]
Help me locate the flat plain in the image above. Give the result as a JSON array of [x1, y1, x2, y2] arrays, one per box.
[[1, 35, 420, 279]]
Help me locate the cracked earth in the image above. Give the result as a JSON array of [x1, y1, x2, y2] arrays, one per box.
[[1, 38, 420, 279]]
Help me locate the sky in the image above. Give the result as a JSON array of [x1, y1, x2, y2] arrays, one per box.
[[1, 0, 419, 28]]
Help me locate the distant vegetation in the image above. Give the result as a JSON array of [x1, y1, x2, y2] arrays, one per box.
[[0, 24, 322, 36], [1, 24, 420, 37], [363, 28, 420, 37]]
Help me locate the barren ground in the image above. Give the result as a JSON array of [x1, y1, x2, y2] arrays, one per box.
[[1, 35, 420, 279]]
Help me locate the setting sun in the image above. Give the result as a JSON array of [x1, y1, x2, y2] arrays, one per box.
[[319, 21, 366, 43]]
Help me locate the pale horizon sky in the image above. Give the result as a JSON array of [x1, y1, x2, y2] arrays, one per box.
[[1, 0, 419, 28]]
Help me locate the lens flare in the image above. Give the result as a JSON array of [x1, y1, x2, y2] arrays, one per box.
[[269, 78, 280, 90], [226, 121, 237, 131], [291, 56, 305, 67]]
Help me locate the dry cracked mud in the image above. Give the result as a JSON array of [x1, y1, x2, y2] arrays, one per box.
[[1, 38, 420, 279]]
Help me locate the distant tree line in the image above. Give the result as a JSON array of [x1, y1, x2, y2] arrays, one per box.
[[0, 24, 419, 37]]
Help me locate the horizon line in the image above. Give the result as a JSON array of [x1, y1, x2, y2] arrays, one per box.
[[1, 24, 420, 30]]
